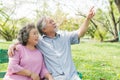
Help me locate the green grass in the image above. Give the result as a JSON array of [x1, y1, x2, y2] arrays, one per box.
[[0, 42, 12, 49], [0, 42, 120, 80], [72, 42, 120, 80]]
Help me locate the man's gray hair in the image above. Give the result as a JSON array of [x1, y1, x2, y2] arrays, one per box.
[[37, 16, 47, 35]]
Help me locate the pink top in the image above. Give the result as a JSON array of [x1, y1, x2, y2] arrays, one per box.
[[4, 44, 48, 80]]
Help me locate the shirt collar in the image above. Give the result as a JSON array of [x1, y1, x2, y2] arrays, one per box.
[[42, 32, 60, 38]]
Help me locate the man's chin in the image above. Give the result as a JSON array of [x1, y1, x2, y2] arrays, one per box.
[[54, 28, 58, 32]]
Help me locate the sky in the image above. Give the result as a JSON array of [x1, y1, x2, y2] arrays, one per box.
[[0, 0, 109, 19]]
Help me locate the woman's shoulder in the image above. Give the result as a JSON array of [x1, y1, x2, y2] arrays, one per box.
[[35, 49, 42, 54], [35, 49, 43, 56]]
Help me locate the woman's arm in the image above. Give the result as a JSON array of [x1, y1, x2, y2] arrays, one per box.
[[8, 45, 40, 80], [15, 69, 31, 77], [16, 69, 40, 80], [16, 70, 40, 80]]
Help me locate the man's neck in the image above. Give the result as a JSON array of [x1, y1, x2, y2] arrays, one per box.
[[46, 32, 56, 38]]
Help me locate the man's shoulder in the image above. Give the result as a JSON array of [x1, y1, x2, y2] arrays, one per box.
[[14, 44, 24, 53], [57, 30, 69, 35], [37, 37, 46, 45], [57, 30, 63, 33], [16, 44, 23, 49]]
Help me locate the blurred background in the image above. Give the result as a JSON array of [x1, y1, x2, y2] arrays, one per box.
[[0, 0, 120, 42]]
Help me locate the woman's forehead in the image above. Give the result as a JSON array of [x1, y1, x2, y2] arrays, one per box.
[[30, 28, 37, 32]]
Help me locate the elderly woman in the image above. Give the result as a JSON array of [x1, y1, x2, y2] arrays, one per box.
[[3, 23, 53, 80]]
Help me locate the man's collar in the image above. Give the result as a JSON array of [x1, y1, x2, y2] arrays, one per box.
[[42, 32, 60, 38]]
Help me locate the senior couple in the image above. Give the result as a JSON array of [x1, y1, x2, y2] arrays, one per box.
[[4, 7, 95, 80]]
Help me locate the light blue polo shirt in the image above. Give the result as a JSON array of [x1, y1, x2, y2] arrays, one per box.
[[36, 30, 80, 80]]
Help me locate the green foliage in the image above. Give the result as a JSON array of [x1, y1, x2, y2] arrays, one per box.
[[59, 18, 82, 31], [86, 25, 96, 38], [0, 22, 18, 41], [87, 1, 120, 41], [0, 42, 12, 49], [0, 0, 120, 42], [0, 8, 33, 41], [0, 7, 18, 41], [82, 0, 120, 41]]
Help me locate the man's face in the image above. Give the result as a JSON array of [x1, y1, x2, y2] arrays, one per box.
[[43, 18, 58, 34]]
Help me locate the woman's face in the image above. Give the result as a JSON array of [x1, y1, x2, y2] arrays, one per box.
[[27, 28, 39, 46]]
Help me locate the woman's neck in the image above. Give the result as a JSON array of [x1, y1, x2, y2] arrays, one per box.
[[26, 44, 36, 50]]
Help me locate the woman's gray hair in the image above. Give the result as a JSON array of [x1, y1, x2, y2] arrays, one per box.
[[37, 16, 47, 35], [17, 23, 35, 46]]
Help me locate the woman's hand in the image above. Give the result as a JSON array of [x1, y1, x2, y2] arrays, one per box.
[[45, 73, 54, 80], [48, 76, 54, 80], [30, 73, 40, 80]]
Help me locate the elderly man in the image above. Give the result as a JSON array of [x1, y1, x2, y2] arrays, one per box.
[[8, 7, 95, 80]]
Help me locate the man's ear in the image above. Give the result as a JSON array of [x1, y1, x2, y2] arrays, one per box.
[[42, 28, 46, 32]]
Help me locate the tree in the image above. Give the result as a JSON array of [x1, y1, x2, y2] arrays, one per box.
[[0, 0, 17, 41], [0, 0, 35, 41], [0, 9, 18, 41], [115, 0, 120, 12], [115, 0, 120, 41], [76, 0, 120, 42], [106, 0, 120, 42]]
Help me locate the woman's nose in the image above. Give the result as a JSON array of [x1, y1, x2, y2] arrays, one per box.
[[52, 22, 55, 25]]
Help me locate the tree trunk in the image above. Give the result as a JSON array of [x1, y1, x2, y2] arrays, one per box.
[[115, 0, 120, 12], [115, 0, 120, 41], [109, 1, 118, 39]]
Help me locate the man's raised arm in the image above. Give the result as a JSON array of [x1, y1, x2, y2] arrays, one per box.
[[78, 7, 95, 38]]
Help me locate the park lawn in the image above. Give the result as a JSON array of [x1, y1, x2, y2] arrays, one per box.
[[0, 42, 120, 80], [72, 42, 120, 80]]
